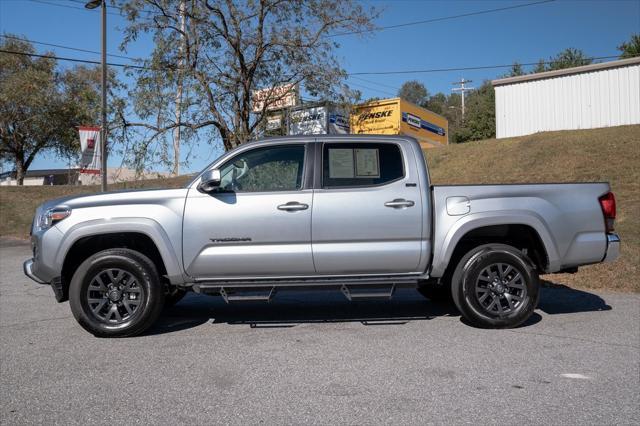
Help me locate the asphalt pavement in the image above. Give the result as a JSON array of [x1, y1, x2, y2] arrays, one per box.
[[1, 239, 638, 425]]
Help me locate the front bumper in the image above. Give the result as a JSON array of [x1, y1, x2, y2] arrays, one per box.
[[603, 233, 621, 263], [23, 259, 66, 302], [23, 258, 47, 284]]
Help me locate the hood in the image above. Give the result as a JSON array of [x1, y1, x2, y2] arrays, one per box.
[[39, 187, 190, 211]]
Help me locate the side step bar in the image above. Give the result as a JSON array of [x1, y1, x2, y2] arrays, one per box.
[[340, 284, 395, 301], [193, 282, 401, 304], [218, 287, 276, 303]]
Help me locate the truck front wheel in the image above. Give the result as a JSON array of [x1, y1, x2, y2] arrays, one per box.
[[69, 249, 165, 337], [451, 244, 539, 328]]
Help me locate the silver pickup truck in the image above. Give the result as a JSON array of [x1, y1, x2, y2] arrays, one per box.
[[23, 135, 620, 337]]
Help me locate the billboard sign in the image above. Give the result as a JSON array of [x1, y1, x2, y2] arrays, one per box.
[[289, 105, 351, 135], [78, 126, 101, 174], [290, 106, 326, 135], [252, 83, 299, 112]]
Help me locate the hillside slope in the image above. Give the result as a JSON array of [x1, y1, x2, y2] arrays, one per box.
[[1, 125, 638, 291], [427, 125, 639, 292]]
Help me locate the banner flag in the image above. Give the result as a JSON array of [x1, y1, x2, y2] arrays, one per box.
[[78, 127, 101, 174]]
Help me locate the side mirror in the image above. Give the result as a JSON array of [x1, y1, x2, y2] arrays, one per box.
[[197, 169, 221, 193]]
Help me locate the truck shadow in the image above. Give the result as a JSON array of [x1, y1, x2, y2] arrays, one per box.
[[537, 280, 612, 314], [146, 284, 611, 336]]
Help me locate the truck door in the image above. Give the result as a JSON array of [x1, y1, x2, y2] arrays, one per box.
[[311, 141, 423, 274], [182, 143, 315, 279]]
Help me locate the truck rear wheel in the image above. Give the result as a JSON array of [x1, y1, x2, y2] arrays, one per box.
[[69, 249, 165, 337], [451, 244, 539, 328]]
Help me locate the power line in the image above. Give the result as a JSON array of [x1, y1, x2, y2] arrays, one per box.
[[349, 76, 401, 92], [0, 34, 139, 61], [0, 49, 623, 79], [28, 0, 123, 16], [0, 48, 148, 69], [347, 80, 397, 97], [328, 0, 556, 37], [347, 56, 621, 75]]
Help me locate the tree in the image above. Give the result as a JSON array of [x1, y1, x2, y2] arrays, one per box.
[[453, 81, 495, 143], [506, 62, 525, 77], [0, 37, 105, 184], [618, 34, 640, 59], [423, 92, 447, 115], [547, 48, 592, 71], [397, 80, 429, 105], [533, 59, 547, 74], [120, 0, 376, 154]]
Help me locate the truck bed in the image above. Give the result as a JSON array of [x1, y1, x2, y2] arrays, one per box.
[[430, 182, 611, 276]]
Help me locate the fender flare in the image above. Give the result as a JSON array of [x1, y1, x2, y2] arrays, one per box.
[[430, 210, 561, 277], [55, 217, 185, 284]]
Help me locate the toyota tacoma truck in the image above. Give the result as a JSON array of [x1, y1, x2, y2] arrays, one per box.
[[23, 135, 620, 337]]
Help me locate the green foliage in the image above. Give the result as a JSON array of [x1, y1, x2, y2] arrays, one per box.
[[618, 34, 640, 59], [397, 80, 429, 105], [0, 36, 110, 184], [547, 48, 593, 71], [533, 59, 547, 74], [453, 82, 495, 143], [506, 62, 525, 77]]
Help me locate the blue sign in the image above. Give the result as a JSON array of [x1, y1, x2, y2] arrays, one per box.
[[401, 112, 446, 136]]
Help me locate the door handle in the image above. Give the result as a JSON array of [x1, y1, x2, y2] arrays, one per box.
[[277, 201, 309, 211], [384, 199, 415, 208]]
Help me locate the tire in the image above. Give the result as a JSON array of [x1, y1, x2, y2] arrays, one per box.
[[417, 281, 452, 302], [164, 284, 187, 308], [69, 248, 165, 337], [451, 244, 539, 328]]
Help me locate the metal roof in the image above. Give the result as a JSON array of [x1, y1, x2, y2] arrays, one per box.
[[491, 57, 640, 86]]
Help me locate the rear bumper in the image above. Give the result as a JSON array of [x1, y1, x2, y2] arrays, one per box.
[[603, 233, 621, 263]]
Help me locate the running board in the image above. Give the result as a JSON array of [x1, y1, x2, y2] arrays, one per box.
[[340, 284, 396, 301], [217, 286, 276, 303]]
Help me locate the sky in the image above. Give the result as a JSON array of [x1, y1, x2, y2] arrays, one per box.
[[1, 0, 639, 173]]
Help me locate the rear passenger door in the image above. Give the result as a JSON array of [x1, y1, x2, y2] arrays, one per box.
[[311, 141, 423, 275]]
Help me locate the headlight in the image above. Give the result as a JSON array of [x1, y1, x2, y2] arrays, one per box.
[[37, 207, 71, 231]]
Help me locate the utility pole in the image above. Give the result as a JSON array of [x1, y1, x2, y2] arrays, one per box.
[[85, 0, 108, 192], [172, 0, 186, 177], [451, 78, 474, 120]]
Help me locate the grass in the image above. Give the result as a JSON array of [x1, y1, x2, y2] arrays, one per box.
[[1, 125, 638, 292], [426, 125, 639, 292]]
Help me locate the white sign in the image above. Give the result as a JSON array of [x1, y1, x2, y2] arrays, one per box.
[[328, 148, 354, 178], [355, 148, 380, 177], [406, 113, 421, 129], [328, 111, 350, 134], [78, 127, 101, 174], [266, 115, 282, 130], [252, 83, 299, 112], [290, 106, 326, 135]]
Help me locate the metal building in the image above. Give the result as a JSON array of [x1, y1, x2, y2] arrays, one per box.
[[492, 57, 640, 138]]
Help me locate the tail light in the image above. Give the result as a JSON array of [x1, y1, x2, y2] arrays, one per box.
[[598, 192, 616, 233]]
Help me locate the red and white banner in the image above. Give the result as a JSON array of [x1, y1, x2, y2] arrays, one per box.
[[78, 126, 101, 174]]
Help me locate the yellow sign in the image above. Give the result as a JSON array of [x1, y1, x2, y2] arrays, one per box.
[[350, 98, 448, 148]]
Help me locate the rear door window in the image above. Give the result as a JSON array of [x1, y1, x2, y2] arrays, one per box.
[[322, 143, 404, 188]]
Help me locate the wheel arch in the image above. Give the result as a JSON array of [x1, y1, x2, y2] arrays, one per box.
[[56, 219, 184, 302], [431, 212, 560, 278]]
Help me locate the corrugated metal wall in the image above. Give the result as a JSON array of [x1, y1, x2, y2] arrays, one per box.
[[495, 63, 640, 138]]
